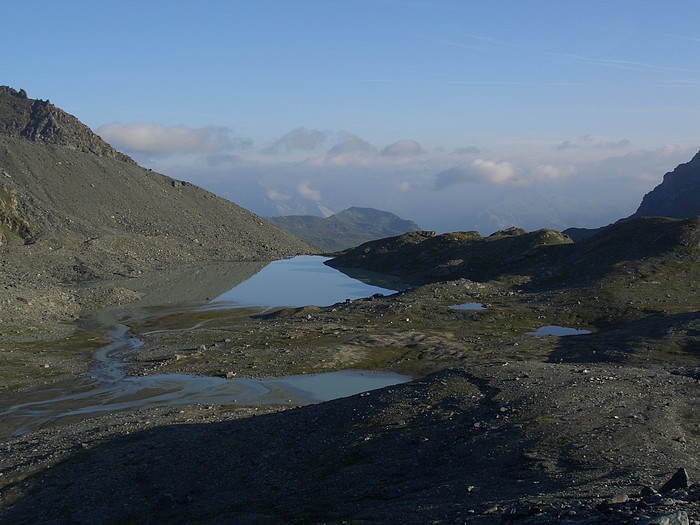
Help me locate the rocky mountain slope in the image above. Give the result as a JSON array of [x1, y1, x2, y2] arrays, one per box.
[[0, 86, 314, 260], [266, 206, 420, 252], [632, 150, 700, 219], [0, 86, 133, 164], [565, 149, 700, 241], [0, 86, 315, 344]]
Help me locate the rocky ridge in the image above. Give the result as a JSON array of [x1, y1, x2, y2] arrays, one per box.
[[327, 216, 700, 288], [565, 149, 700, 241], [633, 150, 700, 219], [0, 86, 134, 163], [327, 226, 574, 285]]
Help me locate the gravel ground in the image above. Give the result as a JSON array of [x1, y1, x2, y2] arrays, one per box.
[[2, 267, 700, 523], [1, 361, 699, 524]]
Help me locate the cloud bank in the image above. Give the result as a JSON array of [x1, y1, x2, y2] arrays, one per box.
[[97, 122, 251, 154], [263, 128, 330, 154], [434, 160, 516, 189], [101, 122, 695, 234], [381, 139, 423, 157]]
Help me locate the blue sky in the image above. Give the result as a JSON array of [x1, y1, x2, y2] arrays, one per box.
[[3, 1, 699, 232]]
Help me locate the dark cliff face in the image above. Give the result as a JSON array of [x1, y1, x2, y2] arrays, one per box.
[[0, 86, 134, 164], [564, 149, 700, 241], [632, 150, 700, 219]]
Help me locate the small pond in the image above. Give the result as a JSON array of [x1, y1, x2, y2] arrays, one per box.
[[528, 325, 592, 336], [449, 302, 485, 311]]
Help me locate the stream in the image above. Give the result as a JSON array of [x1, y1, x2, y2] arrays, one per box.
[[0, 256, 410, 437]]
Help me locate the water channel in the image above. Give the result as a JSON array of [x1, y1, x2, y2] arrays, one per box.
[[0, 256, 410, 437]]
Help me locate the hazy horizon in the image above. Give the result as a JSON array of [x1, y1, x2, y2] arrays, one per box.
[[3, 1, 699, 234]]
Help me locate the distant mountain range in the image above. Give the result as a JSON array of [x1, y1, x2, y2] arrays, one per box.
[[266, 207, 420, 252], [565, 150, 700, 241]]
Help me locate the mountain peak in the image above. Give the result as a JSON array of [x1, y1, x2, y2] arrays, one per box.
[[632, 149, 700, 219], [0, 86, 134, 164], [267, 207, 421, 251]]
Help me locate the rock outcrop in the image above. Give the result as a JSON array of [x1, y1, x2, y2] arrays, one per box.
[[328, 216, 700, 286], [327, 227, 573, 284], [0, 86, 134, 163], [632, 150, 700, 219], [565, 150, 700, 241]]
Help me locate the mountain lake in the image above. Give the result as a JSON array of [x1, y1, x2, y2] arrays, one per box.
[[0, 256, 410, 437]]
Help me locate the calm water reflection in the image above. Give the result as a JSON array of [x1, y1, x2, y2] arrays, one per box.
[[211, 255, 398, 308], [0, 256, 410, 436], [449, 302, 485, 311]]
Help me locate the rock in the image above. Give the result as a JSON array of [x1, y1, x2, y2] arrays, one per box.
[[501, 505, 537, 521], [632, 150, 700, 220], [659, 468, 690, 493], [638, 511, 689, 525], [608, 493, 629, 504], [641, 486, 660, 497]]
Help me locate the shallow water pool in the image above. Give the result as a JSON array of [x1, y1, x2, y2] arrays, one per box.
[[528, 325, 592, 336]]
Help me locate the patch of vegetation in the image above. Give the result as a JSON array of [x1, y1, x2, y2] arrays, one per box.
[[129, 307, 260, 334], [0, 185, 36, 244], [0, 328, 107, 392]]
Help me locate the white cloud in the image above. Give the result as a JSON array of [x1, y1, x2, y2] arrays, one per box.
[[297, 181, 322, 201], [381, 139, 423, 156], [535, 164, 576, 180], [454, 146, 481, 155], [97, 122, 251, 154], [119, 122, 696, 236], [327, 132, 376, 156], [263, 127, 329, 154], [434, 159, 516, 189], [266, 188, 291, 202], [555, 136, 631, 151]]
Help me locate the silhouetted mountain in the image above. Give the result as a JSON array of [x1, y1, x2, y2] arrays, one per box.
[[564, 150, 700, 241], [267, 206, 420, 252], [632, 150, 700, 219]]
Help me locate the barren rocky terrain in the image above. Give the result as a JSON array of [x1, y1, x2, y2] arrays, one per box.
[[1, 87, 700, 524]]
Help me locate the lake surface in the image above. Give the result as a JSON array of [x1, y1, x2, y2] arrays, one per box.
[[0, 256, 410, 437], [210, 255, 397, 308], [528, 325, 592, 336], [449, 302, 485, 311]]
